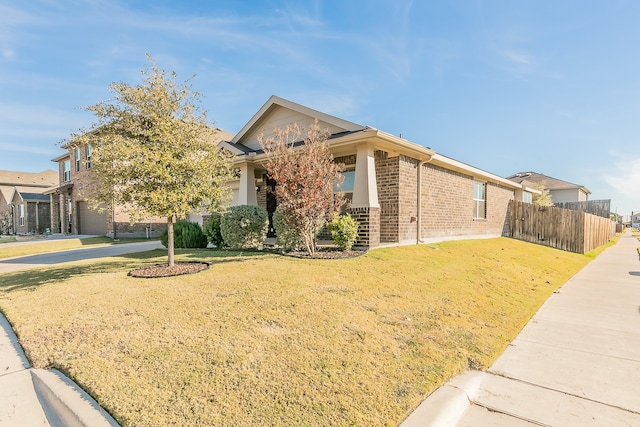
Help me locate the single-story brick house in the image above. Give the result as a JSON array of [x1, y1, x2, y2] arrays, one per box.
[[221, 96, 536, 248], [0, 169, 57, 235]]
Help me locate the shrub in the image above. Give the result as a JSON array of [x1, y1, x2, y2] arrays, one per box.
[[204, 215, 224, 248], [273, 206, 304, 251], [220, 205, 268, 249], [328, 214, 359, 251], [161, 221, 208, 249]]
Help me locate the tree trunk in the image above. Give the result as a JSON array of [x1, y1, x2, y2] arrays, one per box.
[[167, 215, 175, 267]]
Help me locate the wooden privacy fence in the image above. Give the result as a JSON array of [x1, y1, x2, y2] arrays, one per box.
[[508, 200, 616, 253]]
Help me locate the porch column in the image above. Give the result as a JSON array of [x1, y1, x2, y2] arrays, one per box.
[[238, 162, 258, 206], [349, 144, 380, 248], [351, 144, 379, 208]]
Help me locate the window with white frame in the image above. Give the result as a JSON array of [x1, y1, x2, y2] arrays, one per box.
[[75, 148, 81, 172], [63, 160, 71, 182], [19, 204, 25, 226], [523, 191, 532, 203], [473, 181, 486, 219], [86, 144, 92, 169]]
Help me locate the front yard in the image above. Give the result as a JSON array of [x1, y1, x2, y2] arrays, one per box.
[[0, 238, 591, 426]]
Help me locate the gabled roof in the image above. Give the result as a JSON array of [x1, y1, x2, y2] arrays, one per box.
[[231, 95, 366, 147], [507, 172, 591, 194]]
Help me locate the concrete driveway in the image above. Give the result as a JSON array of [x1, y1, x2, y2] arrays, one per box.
[[0, 240, 164, 274]]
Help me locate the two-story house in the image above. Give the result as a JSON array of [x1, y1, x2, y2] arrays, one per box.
[[49, 144, 166, 237], [507, 172, 590, 204]]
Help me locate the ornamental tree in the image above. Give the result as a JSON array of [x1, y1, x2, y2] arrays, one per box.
[[532, 182, 554, 207], [260, 120, 345, 256], [66, 57, 235, 266]]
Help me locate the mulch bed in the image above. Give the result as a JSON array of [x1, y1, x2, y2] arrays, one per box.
[[128, 248, 364, 278], [284, 248, 365, 259], [129, 262, 209, 278]]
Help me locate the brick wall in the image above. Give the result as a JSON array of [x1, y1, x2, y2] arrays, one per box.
[[398, 155, 419, 243], [349, 206, 380, 248], [375, 151, 399, 243], [51, 145, 167, 237], [420, 163, 513, 239]]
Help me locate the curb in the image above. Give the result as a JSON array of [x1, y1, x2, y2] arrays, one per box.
[[1, 312, 119, 427], [31, 368, 120, 427], [398, 370, 484, 427]]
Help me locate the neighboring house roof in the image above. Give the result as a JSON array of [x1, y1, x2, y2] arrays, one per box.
[[0, 169, 57, 206], [0, 169, 58, 188], [506, 172, 591, 194], [1, 185, 53, 203], [18, 192, 51, 202]]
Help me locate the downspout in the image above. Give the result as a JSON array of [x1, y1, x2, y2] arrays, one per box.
[[416, 156, 433, 244]]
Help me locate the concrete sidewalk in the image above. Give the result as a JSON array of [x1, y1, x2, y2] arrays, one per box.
[[401, 229, 640, 427], [1, 239, 165, 425], [0, 314, 119, 427]]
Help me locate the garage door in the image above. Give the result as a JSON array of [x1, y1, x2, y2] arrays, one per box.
[[77, 201, 107, 235]]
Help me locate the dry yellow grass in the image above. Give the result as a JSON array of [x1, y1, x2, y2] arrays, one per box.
[[0, 237, 591, 426]]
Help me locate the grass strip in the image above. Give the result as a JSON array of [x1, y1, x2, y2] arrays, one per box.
[[0, 237, 591, 426]]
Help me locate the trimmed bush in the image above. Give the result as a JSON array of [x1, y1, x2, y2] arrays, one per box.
[[328, 214, 359, 251], [161, 221, 208, 249], [220, 205, 268, 249], [204, 215, 224, 248], [273, 206, 304, 251]]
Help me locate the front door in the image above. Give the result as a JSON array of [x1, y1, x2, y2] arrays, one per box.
[[266, 177, 277, 237]]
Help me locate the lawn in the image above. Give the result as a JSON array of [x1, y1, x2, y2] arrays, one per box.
[[0, 237, 592, 426], [0, 236, 156, 259]]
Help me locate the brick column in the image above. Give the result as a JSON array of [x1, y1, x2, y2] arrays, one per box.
[[349, 206, 380, 248]]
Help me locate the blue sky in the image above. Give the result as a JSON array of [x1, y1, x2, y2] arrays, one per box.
[[1, 0, 638, 216]]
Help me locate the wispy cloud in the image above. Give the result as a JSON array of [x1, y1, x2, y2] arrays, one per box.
[[602, 154, 640, 212], [603, 156, 640, 196], [0, 141, 58, 156]]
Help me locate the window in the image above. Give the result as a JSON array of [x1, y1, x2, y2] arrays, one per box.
[[75, 148, 81, 172], [86, 144, 92, 169], [334, 167, 355, 207], [19, 204, 24, 226], [473, 181, 486, 219], [523, 191, 532, 203], [63, 160, 71, 182]]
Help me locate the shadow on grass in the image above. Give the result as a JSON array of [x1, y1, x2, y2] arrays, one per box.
[[0, 249, 274, 292]]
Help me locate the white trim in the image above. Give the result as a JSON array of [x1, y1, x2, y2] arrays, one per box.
[[231, 95, 364, 146]]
